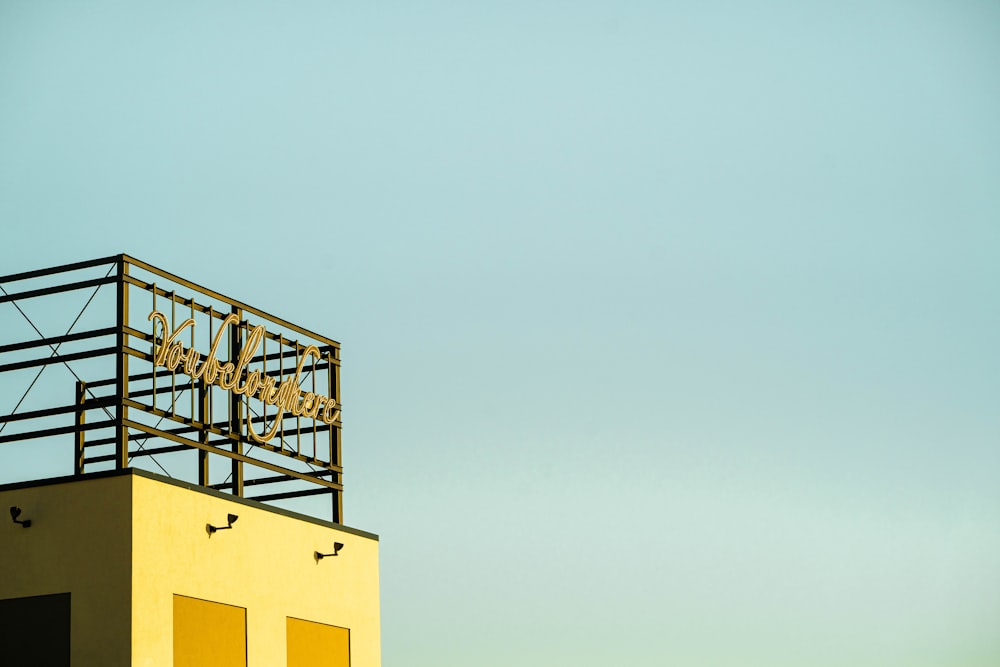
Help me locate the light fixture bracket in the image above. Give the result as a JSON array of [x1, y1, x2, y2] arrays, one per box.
[[207, 513, 239, 534], [9, 506, 31, 528], [315, 542, 344, 560]]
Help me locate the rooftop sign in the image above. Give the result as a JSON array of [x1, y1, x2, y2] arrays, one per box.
[[0, 255, 344, 522], [148, 310, 341, 442]]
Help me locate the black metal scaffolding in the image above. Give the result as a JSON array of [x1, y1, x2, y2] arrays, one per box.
[[0, 255, 343, 523]]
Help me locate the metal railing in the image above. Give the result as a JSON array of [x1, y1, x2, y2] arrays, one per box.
[[0, 255, 343, 522]]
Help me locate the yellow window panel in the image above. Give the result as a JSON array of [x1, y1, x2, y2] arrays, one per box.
[[173, 594, 247, 667], [287, 616, 350, 667]]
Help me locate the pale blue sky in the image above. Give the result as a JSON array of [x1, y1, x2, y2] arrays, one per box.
[[1, 2, 999, 665]]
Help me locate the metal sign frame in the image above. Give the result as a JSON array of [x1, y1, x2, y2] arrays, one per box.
[[0, 255, 343, 522]]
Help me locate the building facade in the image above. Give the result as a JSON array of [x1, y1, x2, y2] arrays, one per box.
[[0, 256, 380, 666]]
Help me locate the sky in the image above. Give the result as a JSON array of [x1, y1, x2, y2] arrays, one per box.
[[1, 1, 999, 665]]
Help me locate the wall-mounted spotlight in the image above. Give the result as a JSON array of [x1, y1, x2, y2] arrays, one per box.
[[315, 542, 344, 560], [9, 506, 31, 528], [207, 513, 238, 534]]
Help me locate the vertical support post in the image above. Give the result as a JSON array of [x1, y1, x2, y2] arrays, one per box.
[[115, 256, 130, 470], [198, 378, 209, 486], [330, 348, 342, 524], [74, 381, 86, 476], [294, 341, 301, 458], [326, 357, 334, 469], [229, 306, 244, 497], [311, 354, 317, 461]]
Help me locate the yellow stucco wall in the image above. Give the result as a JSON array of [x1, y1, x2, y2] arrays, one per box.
[[0, 474, 132, 666], [131, 472, 381, 667]]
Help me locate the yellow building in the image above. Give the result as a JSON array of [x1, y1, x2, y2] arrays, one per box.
[[0, 256, 381, 666], [0, 469, 380, 666]]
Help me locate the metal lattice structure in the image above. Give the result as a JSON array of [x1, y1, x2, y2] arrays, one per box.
[[0, 255, 343, 522]]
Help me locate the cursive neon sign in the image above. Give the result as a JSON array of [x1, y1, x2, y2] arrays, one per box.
[[148, 310, 339, 444]]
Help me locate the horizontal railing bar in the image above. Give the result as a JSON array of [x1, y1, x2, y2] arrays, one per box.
[[121, 399, 341, 470], [123, 255, 341, 348], [0, 255, 118, 284], [121, 419, 344, 491], [86, 432, 147, 448], [123, 275, 215, 316], [256, 341, 339, 360], [249, 347, 335, 365], [247, 487, 334, 502], [85, 423, 208, 448], [88, 428, 288, 450], [210, 470, 335, 490], [123, 348, 332, 376], [120, 332, 339, 371], [125, 311, 338, 361], [0, 347, 118, 373], [130, 443, 192, 458], [87, 365, 175, 388], [123, 325, 154, 342], [124, 347, 152, 362], [261, 365, 330, 379], [0, 275, 117, 304], [209, 475, 291, 489], [0, 395, 117, 424], [244, 412, 339, 429], [0, 327, 118, 354], [127, 381, 199, 400], [0, 420, 116, 445], [132, 443, 196, 461], [85, 443, 193, 464], [124, 397, 341, 431], [88, 413, 321, 445]]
